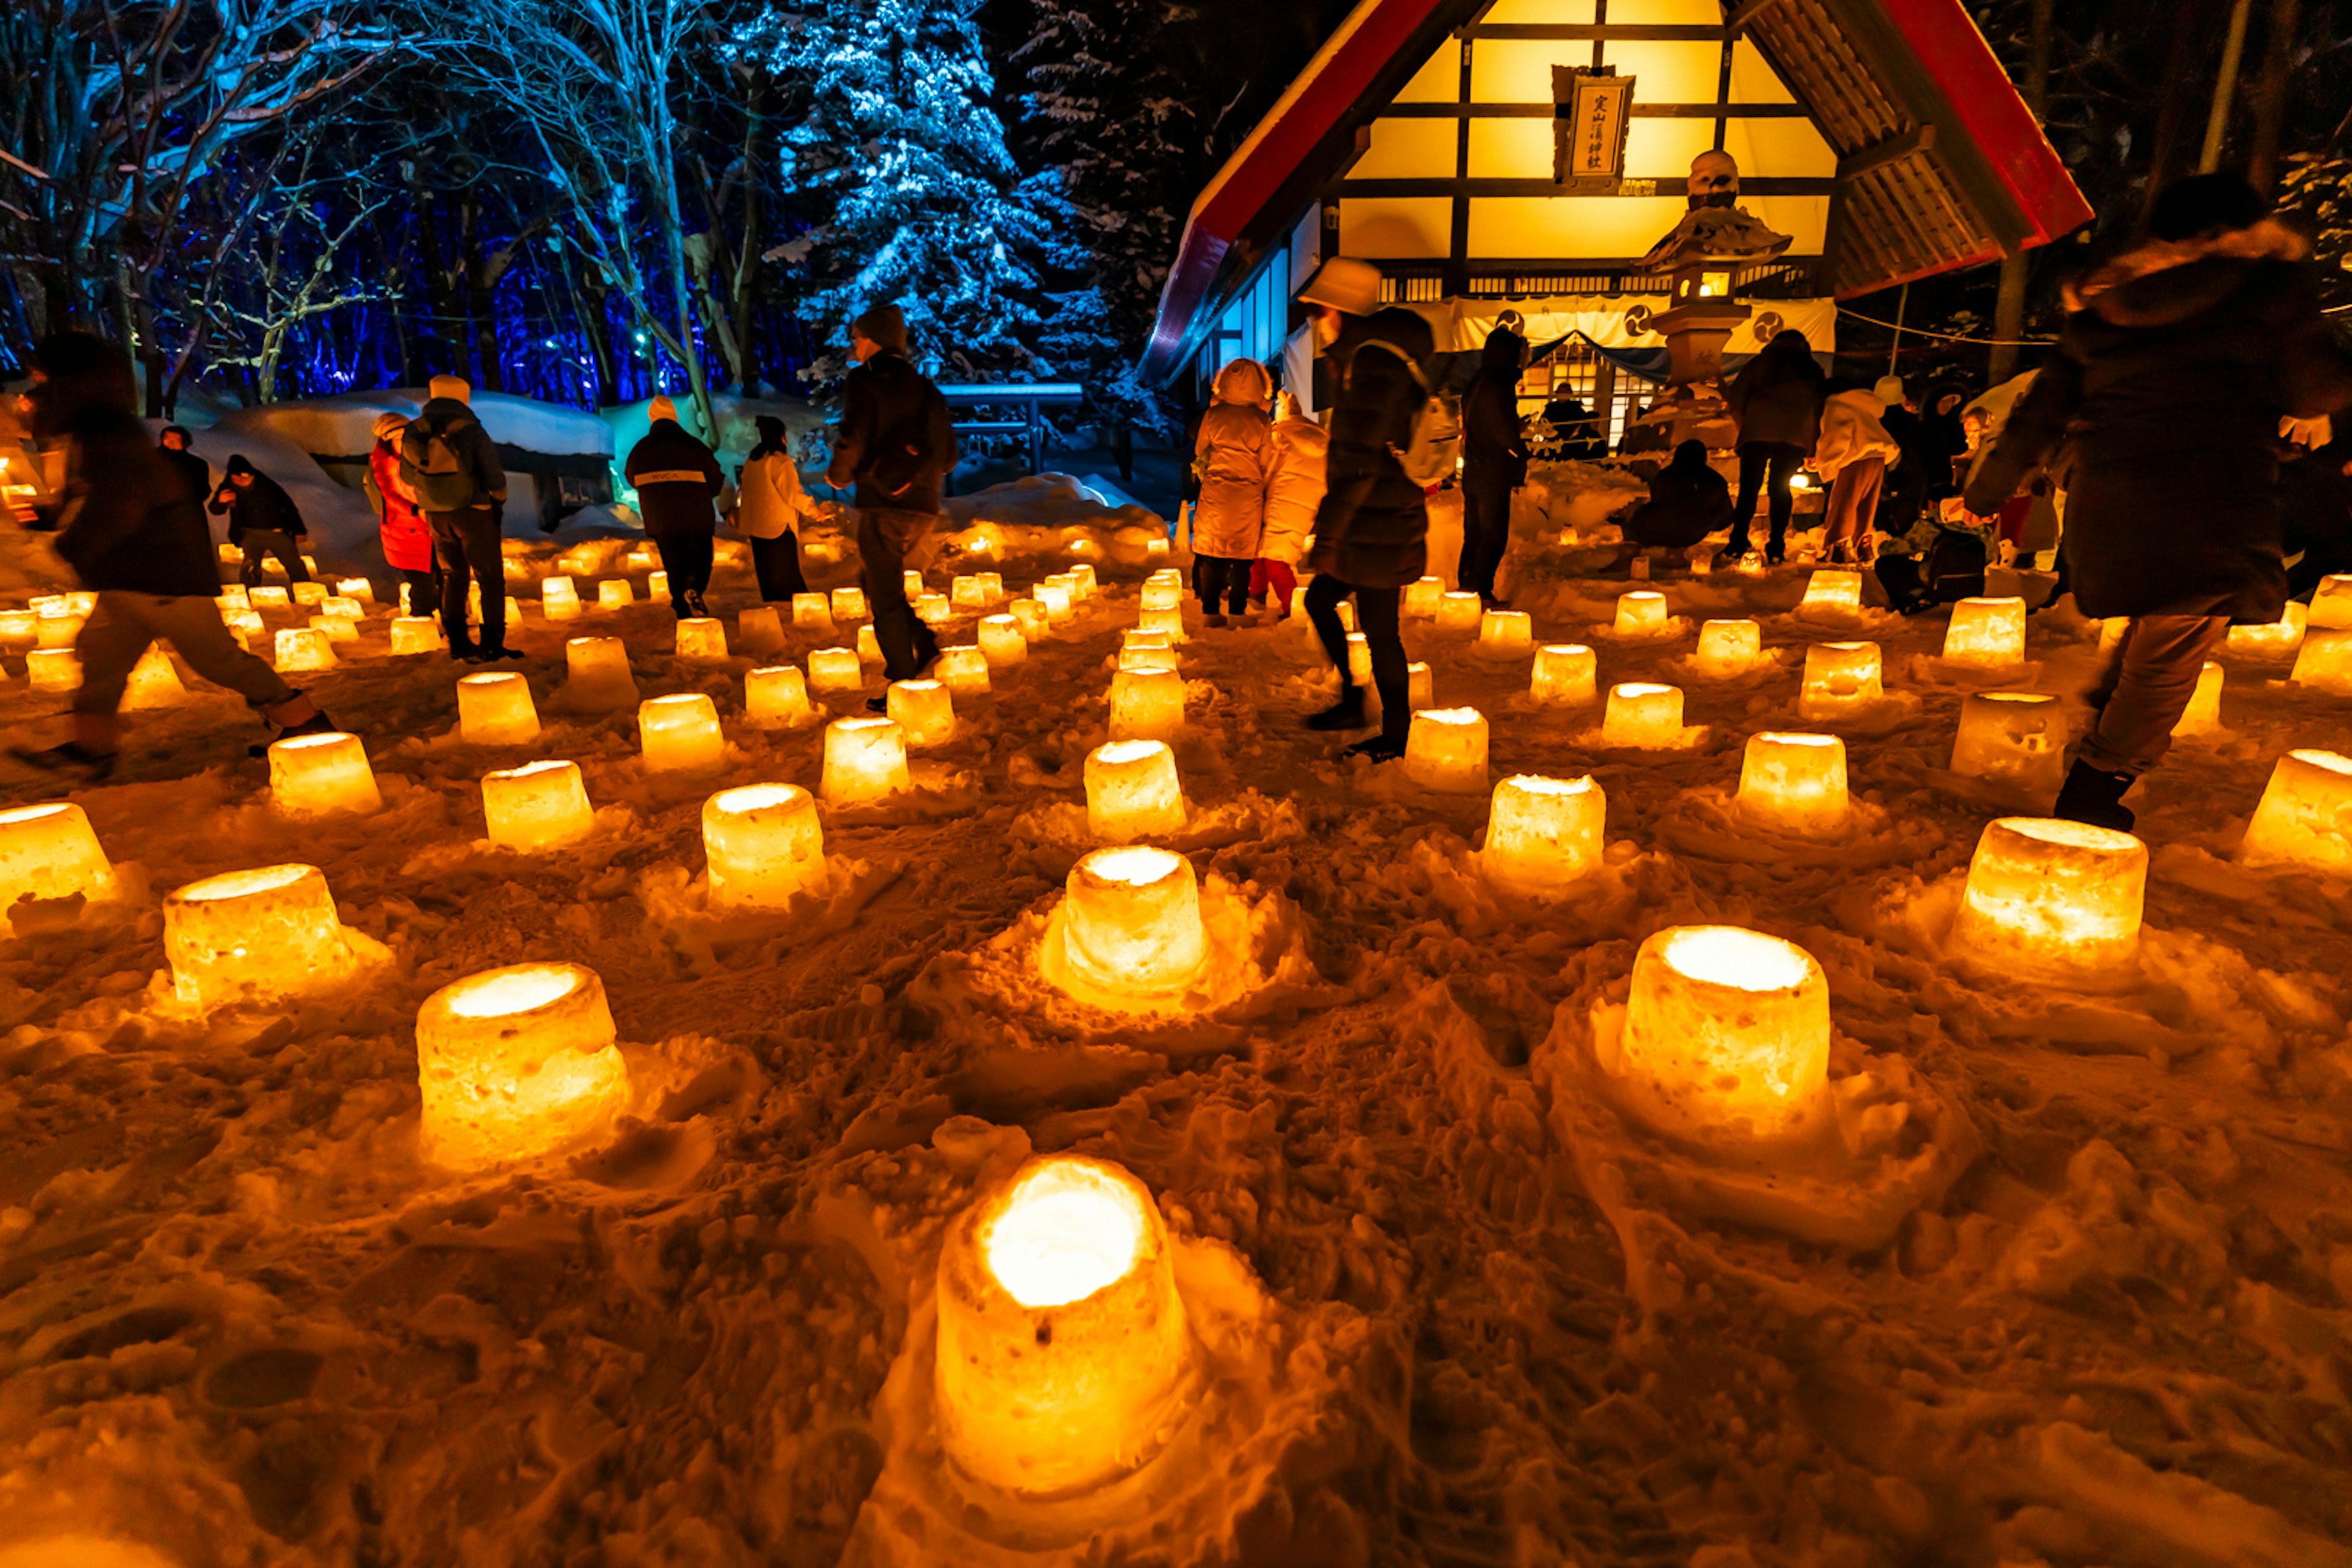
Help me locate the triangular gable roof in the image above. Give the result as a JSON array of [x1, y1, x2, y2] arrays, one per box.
[[1142, 0, 2093, 382]]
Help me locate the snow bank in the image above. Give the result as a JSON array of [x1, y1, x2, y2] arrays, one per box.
[[217, 389, 613, 458]]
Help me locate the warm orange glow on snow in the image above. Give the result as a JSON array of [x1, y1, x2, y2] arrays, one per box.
[[1085, 739, 1186, 840], [1613, 925, 1831, 1145], [1954, 817, 2147, 982], [415, 961, 630, 1168]]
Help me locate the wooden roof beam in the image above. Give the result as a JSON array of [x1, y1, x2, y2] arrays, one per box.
[[1728, 0, 1798, 32], [1838, 123, 1937, 179]]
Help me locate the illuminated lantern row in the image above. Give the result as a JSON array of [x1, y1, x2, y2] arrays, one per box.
[[1614, 590, 1667, 636], [934, 1155, 1194, 1496], [27, 649, 80, 692], [1611, 925, 1831, 1145], [1402, 576, 1444, 616], [746, 665, 815, 728], [978, 614, 1027, 667], [1950, 692, 2065, 797], [1602, 682, 1683, 747], [292, 582, 327, 608], [935, 646, 991, 695], [1139, 579, 1182, 612], [541, 576, 581, 620], [1136, 604, 1183, 643], [274, 627, 337, 673], [793, 592, 834, 631], [458, 672, 540, 745], [122, 645, 187, 709], [831, 586, 868, 621], [269, 732, 382, 819], [1405, 707, 1488, 793], [1953, 817, 2146, 984], [1797, 641, 1881, 720], [887, 679, 956, 747], [0, 802, 118, 927], [704, 783, 826, 909], [1482, 774, 1604, 900], [483, 760, 595, 850], [2225, 601, 2305, 654], [1736, 732, 1849, 835], [164, 862, 358, 1008], [2291, 629, 2352, 693], [1435, 591, 1483, 632], [2309, 575, 2352, 629], [1110, 668, 1184, 743], [1693, 618, 1763, 674], [390, 617, 443, 655], [598, 579, 635, 611], [822, 717, 910, 803], [1942, 597, 2026, 669], [565, 636, 640, 707], [1531, 644, 1597, 707], [639, 694, 725, 773], [738, 605, 784, 655], [1798, 569, 1863, 613], [1057, 846, 1208, 1004], [808, 646, 863, 693], [1085, 740, 1186, 841], [1479, 609, 1532, 652], [676, 617, 728, 662], [2173, 661, 2225, 736], [415, 962, 631, 1168], [2241, 748, 2352, 870], [950, 574, 1003, 611]]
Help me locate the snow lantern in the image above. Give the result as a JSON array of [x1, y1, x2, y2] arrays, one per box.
[[1953, 817, 2147, 983], [597, 579, 635, 611], [291, 582, 327, 608], [807, 646, 863, 693], [1125, 629, 1172, 652], [224, 608, 266, 646], [1942, 597, 2026, 669], [1140, 579, 1182, 612], [0, 609, 35, 649], [1735, 733, 1849, 835], [951, 575, 992, 610], [0, 802, 118, 924], [978, 614, 1027, 667], [821, 717, 910, 804], [915, 593, 954, 626], [1067, 564, 1097, 596], [1333, 600, 1358, 633], [308, 612, 358, 646], [2240, 748, 2352, 871], [1404, 707, 1489, 792], [625, 546, 654, 570], [121, 644, 186, 709], [322, 595, 365, 622], [1403, 576, 1444, 617], [933, 1154, 1195, 1497], [268, 732, 382, 820], [1797, 641, 1882, 719], [457, 672, 540, 745], [2225, 601, 2306, 655], [1405, 662, 1434, 708], [163, 863, 356, 1008], [1436, 591, 1483, 631], [336, 578, 374, 606], [33, 613, 80, 649], [638, 694, 725, 773], [217, 584, 252, 611], [2173, 661, 2226, 737], [298, 556, 317, 578], [561, 636, 637, 707], [1344, 631, 1373, 685], [902, 569, 925, 598], [935, 646, 991, 695], [251, 586, 292, 610], [703, 783, 826, 909], [1010, 599, 1050, 641], [415, 961, 631, 1169], [831, 587, 868, 622], [1482, 774, 1604, 899], [1950, 692, 2066, 797], [1612, 925, 1831, 1145], [886, 679, 957, 747], [1085, 740, 1186, 841], [1799, 569, 1863, 613], [26, 649, 79, 692], [791, 593, 834, 631], [1613, 591, 1668, 635], [482, 758, 595, 850], [1137, 605, 1185, 641], [540, 576, 581, 620], [2309, 574, 2352, 629], [1120, 643, 1178, 674], [1479, 609, 1533, 652], [1602, 682, 1684, 747], [1147, 535, 1169, 556], [1110, 667, 1185, 743], [647, 570, 670, 601], [673, 617, 726, 662], [273, 627, 336, 673], [856, 625, 883, 663], [745, 665, 815, 728], [390, 617, 442, 655], [1694, 618, 1763, 674], [1531, 644, 1598, 707], [2290, 629, 2352, 693], [1054, 846, 1209, 1001], [736, 605, 784, 656]]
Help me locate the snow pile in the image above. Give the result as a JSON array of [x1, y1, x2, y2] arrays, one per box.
[[223, 390, 614, 458]]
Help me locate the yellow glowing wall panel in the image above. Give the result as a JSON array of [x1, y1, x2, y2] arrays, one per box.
[[1395, 42, 1463, 102], [1471, 39, 1574, 102], [1730, 40, 1798, 104], [1342, 197, 1453, 257], [1352, 118, 1460, 179], [1480, 0, 1597, 21], [1744, 195, 1830, 253], [1727, 116, 1838, 177], [1469, 196, 1688, 258], [1626, 116, 1717, 175], [1469, 118, 1554, 179], [1604, 0, 1723, 20], [1600, 41, 1725, 106]]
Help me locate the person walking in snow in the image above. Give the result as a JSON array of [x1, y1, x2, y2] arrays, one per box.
[[625, 394, 725, 617], [1255, 390, 1324, 618], [1812, 380, 1903, 565], [1459, 325, 1528, 605], [363, 411, 435, 612], [9, 333, 333, 781], [1190, 358, 1272, 626], [1721, 328, 1825, 566], [731, 414, 815, 603], [209, 455, 310, 586], [1969, 173, 2352, 831], [156, 424, 209, 510], [827, 302, 957, 693], [402, 375, 515, 662], [1295, 256, 1430, 763]]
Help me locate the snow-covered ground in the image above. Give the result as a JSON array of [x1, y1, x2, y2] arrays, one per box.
[[3, 495, 2352, 1568]]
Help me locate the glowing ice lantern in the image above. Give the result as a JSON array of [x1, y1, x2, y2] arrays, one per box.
[[597, 579, 635, 611], [1054, 845, 1209, 1003], [886, 679, 956, 746], [1137, 604, 1185, 642], [914, 593, 954, 626], [1797, 641, 1882, 719], [1531, 644, 1597, 706], [1950, 692, 2066, 796], [1085, 739, 1186, 840], [1403, 576, 1444, 616], [808, 646, 864, 693], [1481, 774, 1604, 899], [274, 627, 336, 673], [414, 962, 631, 1169], [1120, 643, 1178, 674], [541, 576, 581, 620], [821, 716, 910, 803], [291, 581, 327, 608], [1333, 600, 1358, 633], [1611, 925, 1831, 1145], [1344, 631, 1371, 685], [902, 568, 925, 598], [458, 671, 540, 745], [857, 625, 883, 662], [225, 608, 266, 646], [978, 614, 1027, 667], [951, 575, 995, 609], [563, 635, 638, 706], [2310, 575, 2352, 629], [336, 575, 375, 604], [935, 645, 992, 695], [2240, 749, 2352, 870], [934, 1153, 1194, 1496], [1942, 597, 2027, 669], [1436, 591, 1483, 631], [1140, 579, 1182, 612], [0, 609, 36, 648], [2226, 601, 2306, 655], [703, 783, 826, 909], [308, 612, 358, 646], [638, 693, 725, 773], [163, 863, 356, 1008], [483, 760, 595, 850], [1953, 817, 2147, 982], [322, 595, 365, 621], [1010, 598, 1050, 641], [745, 665, 815, 728], [251, 586, 291, 610], [1147, 535, 1169, 556], [1404, 707, 1488, 792], [33, 612, 80, 649], [675, 617, 728, 661], [1479, 609, 1532, 652], [647, 570, 669, 600], [2173, 661, 2226, 736], [1067, 563, 1097, 596], [0, 802, 118, 926], [1694, 619, 1763, 673], [1735, 733, 1849, 835], [737, 604, 783, 654], [217, 584, 252, 611], [792, 592, 834, 631], [1601, 682, 1684, 747], [1799, 569, 1863, 613], [268, 732, 382, 819], [1406, 662, 1434, 707], [1613, 591, 1667, 635], [1038, 582, 1075, 624], [831, 587, 867, 622], [2291, 629, 2352, 693], [26, 649, 78, 691], [1109, 667, 1184, 742], [390, 616, 442, 654], [121, 644, 186, 708]]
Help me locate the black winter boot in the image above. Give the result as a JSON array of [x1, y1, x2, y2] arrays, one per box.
[[2052, 760, 2136, 832], [1305, 687, 1368, 731], [1344, 733, 1406, 763]]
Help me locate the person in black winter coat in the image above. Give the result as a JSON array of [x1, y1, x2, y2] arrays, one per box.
[[1871, 376, 1932, 540], [1624, 440, 1733, 554], [1969, 173, 2352, 831], [1459, 326, 1528, 605], [624, 394, 725, 617], [9, 333, 328, 780], [2281, 425, 2352, 600], [1542, 393, 1607, 461], [1294, 256, 1430, 762], [827, 301, 958, 690], [157, 424, 209, 509], [1721, 328, 1825, 564], [208, 454, 310, 586], [402, 374, 514, 662]]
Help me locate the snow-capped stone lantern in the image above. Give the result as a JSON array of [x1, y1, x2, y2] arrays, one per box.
[[1953, 817, 2147, 984], [273, 627, 336, 673], [2240, 748, 2352, 870], [1602, 682, 1684, 747], [1085, 740, 1187, 841], [0, 802, 118, 926], [1942, 597, 2026, 669], [886, 679, 956, 747], [1531, 644, 1598, 706], [1479, 609, 1533, 652], [1110, 668, 1185, 743], [163, 863, 358, 1008], [934, 1155, 1196, 1496], [482, 760, 595, 851], [458, 672, 540, 745], [792, 593, 834, 631], [541, 577, 581, 620], [1694, 618, 1763, 674], [1613, 591, 1668, 635], [1436, 592, 1483, 632], [676, 617, 728, 661], [821, 717, 910, 804], [638, 694, 725, 773], [1798, 641, 1882, 718], [597, 579, 635, 611], [745, 665, 815, 728], [1481, 774, 1605, 899], [415, 962, 631, 1169], [1050, 846, 1209, 1004], [807, 646, 863, 693], [1405, 707, 1489, 792], [1798, 569, 1863, 614], [1735, 732, 1849, 835], [268, 733, 382, 820], [1950, 692, 2066, 797], [702, 784, 826, 910], [1610, 925, 1831, 1146]]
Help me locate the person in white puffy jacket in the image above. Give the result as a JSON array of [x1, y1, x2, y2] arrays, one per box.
[[731, 414, 815, 601], [1812, 385, 1904, 565], [1254, 391, 1325, 616]]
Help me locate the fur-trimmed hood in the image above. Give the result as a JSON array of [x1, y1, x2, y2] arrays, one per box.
[[2066, 217, 2312, 326]]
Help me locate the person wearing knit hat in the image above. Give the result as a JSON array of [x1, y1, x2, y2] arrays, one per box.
[[403, 372, 514, 661], [828, 300, 957, 691], [207, 453, 310, 586], [731, 414, 815, 602], [155, 423, 210, 510], [624, 392, 725, 616], [364, 410, 435, 609]]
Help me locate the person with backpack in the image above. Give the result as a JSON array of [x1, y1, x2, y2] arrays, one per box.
[[1256, 390, 1325, 618], [1969, 173, 2352, 831], [1294, 257, 1439, 763], [9, 334, 333, 781], [208, 456, 309, 587], [362, 411, 435, 611], [1460, 325, 1528, 606], [1720, 328, 1825, 565], [402, 374, 514, 662], [156, 424, 210, 510], [826, 302, 957, 692], [732, 413, 815, 603], [625, 394, 725, 617], [1191, 358, 1273, 626]]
